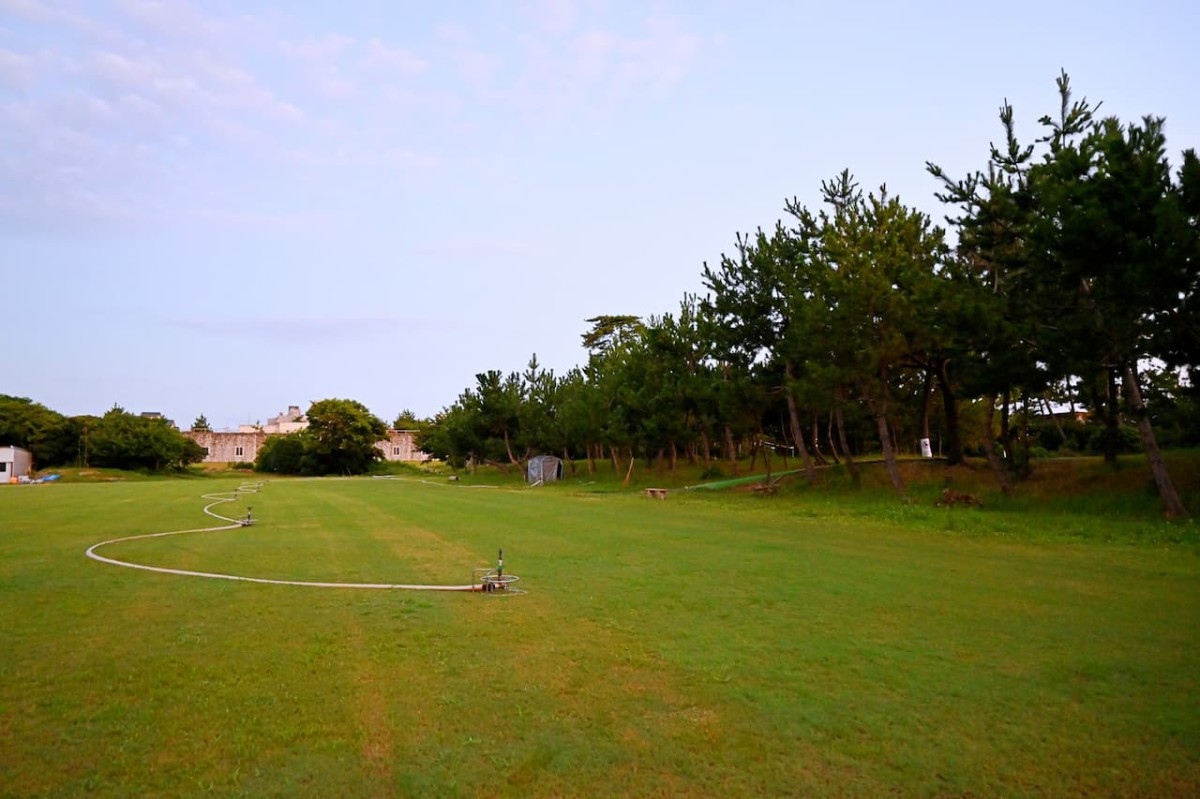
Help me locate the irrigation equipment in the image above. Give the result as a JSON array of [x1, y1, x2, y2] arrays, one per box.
[[84, 482, 524, 594], [473, 547, 521, 594]]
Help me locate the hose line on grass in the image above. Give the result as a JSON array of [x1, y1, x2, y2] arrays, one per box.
[[85, 482, 516, 592]]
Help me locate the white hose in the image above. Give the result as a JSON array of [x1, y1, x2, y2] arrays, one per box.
[[85, 482, 483, 591]]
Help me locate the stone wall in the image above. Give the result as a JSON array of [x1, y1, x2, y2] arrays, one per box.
[[187, 431, 266, 463]]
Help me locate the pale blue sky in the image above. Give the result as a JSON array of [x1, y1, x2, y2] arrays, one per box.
[[3, 0, 1197, 430]]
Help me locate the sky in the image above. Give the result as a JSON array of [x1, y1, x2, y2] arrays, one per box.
[[3, 0, 1198, 431]]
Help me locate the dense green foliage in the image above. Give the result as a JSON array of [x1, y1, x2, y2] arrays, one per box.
[[86, 406, 207, 472], [929, 72, 1198, 514], [0, 396, 204, 472], [254, 431, 308, 474], [0, 395, 79, 466], [254, 399, 387, 476], [422, 73, 1198, 516]]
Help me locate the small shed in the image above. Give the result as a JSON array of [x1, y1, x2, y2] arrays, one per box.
[[1, 446, 33, 483], [526, 455, 563, 485]]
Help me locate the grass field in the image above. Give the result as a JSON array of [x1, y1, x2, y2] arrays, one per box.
[[1, 461, 1198, 797]]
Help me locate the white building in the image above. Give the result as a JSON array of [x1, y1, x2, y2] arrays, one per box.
[[238, 405, 308, 434], [1, 445, 33, 482]]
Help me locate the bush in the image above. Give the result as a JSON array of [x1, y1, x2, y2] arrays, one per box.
[[1028, 419, 1090, 453], [1085, 424, 1142, 456], [256, 433, 307, 474]]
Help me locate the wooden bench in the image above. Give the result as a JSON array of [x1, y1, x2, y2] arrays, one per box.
[[645, 488, 668, 499]]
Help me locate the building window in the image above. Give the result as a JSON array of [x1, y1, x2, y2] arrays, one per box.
[[393, 447, 400, 456], [0, 462, 6, 473], [203, 447, 210, 455], [235, 446, 244, 457]]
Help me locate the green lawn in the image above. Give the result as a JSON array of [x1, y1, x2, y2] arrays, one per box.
[[1, 473, 1197, 797]]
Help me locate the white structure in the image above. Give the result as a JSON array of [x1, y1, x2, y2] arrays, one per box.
[[1, 445, 33, 482], [526, 455, 563, 484], [239, 406, 308, 434]]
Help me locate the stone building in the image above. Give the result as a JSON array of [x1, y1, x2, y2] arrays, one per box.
[[375, 430, 428, 462], [188, 430, 266, 464], [185, 406, 429, 465]]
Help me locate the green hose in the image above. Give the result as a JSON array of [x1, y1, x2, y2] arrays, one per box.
[[685, 469, 802, 491]]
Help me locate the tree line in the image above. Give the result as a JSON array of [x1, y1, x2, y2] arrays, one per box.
[[0, 396, 206, 472], [418, 74, 1199, 515], [0, 396, 397, 477]]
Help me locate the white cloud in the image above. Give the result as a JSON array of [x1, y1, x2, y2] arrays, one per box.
[[313, 66, 356, 100], [113, 0, 228, 42], [0, 48, 33, 90], [280, 33, 354, 62], [454, 47, 503, 89], [0, 2, 709, 235], [0, 0, 54, 22], [529, 0, 579, 36], [607, 12, 703, 94], [363, 37, 429, 78], [454, 4, 708, 122], [286, 145, 440, 172]]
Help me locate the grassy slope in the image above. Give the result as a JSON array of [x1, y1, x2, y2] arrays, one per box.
[[0, 460, 1197, 797]]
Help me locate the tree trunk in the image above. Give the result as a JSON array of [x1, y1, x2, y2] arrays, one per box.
[[622, 451, 636, 487], [919, 364, 934, 448], [724, 424, 739, 475], [1018, 391, 1032, 478], [811, 412, 828, 465], [783, 363, 817, 483], [876, 407, 905, 495], [700, 430, 712, 467], [1121, 361, 1188, 518], [936, 359, 963, 464], [982, 395, 1012, 495], [865, 393, 904, 496], [1041, 397, 1068, 443], [784, 392, 817, 483], [825, 412, 842, 464], [503, 429, 519, 466], [834, 390, 859, 485], [1104, 366, 1120, 467], [1000, 391, 1011, 459]]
